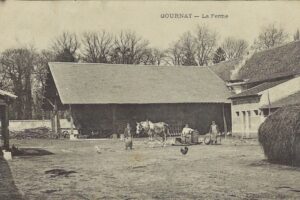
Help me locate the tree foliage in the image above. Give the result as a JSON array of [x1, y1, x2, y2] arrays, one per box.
[[221, 37, 248, 59], [0, 48, 37, 119], [81, 31, 113, 63], [213, 47, 226, 64], [179, 31, 198, 66], [252, 23, 289, 51], [195, 25, 218, 66], [51, 32, 79, 62], [111, 30, 149, 64], [167, 25, 217, 66]]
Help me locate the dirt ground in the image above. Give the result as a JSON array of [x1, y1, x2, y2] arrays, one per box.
[[2, 138, 300, 200]]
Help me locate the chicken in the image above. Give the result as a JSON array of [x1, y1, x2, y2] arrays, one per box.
[[180, 146, 188, 155], [94, 145, 101, 154]]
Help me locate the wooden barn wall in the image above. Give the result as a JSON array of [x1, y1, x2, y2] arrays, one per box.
[[71, 103, 231, 137]]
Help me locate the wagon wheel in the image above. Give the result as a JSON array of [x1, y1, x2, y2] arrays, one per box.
[[204, 136, 211, 145], [62, 130, 70, 139]]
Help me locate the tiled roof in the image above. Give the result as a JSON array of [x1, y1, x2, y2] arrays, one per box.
[[260, 91, 300, 109], [209, 58, 242, 82], [48, 62, 232, 104], [236, 41, 300, 82], [229, 79, 288, 99]]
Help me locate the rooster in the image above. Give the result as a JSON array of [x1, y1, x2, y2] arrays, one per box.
[[180, 146, 188, 155]]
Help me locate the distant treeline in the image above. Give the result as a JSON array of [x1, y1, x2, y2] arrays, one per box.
[[0, 23, 298, 120]]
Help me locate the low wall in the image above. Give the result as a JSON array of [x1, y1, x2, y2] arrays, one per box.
[[8, 119, 72, 132]]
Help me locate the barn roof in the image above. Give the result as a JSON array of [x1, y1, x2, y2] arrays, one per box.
[[48, 62, 232, 104], [209, 58, 242, 82], [236, 41, 300, 82], [260, 91, 300, 109], [229, 79, 288, 99]]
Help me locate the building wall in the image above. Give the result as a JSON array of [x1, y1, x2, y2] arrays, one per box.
[[259, 76, 300, 106], [231, 76, 300, 138], [70, 103, 231, 137], [231, 97, 263, 138]]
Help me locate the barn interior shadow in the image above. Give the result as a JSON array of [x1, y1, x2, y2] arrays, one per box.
[[12, 148, 54, 157], [0, 158, 25, 200]]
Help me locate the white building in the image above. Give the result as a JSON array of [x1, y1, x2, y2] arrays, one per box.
[[229, 76, 300, 138]]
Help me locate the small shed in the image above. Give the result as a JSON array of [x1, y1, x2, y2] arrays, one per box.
[[0, 89, 17, 150]]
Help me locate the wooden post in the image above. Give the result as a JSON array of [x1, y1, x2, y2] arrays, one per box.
[[69, 105, 73, 135], [2, 105, 9, 150], [112, 105, 116, 135], [222, 104, 228, 140], [53, 99, 61, 135]]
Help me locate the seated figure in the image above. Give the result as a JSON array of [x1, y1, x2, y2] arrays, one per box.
[[181, 124, 194, 144]]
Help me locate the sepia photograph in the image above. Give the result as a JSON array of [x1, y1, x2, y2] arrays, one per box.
[[0, 1, 300, 199]]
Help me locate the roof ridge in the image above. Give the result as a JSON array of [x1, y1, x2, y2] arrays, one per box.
[[47, 62, 231, 104], [253, 40, 300, 55], [48, 62, 209, 69]]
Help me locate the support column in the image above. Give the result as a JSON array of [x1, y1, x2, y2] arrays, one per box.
[[69, 105, 74, 135], [112, 105, 117, 135], [2, 105, 9, 150], [222, 104, 228, 139]]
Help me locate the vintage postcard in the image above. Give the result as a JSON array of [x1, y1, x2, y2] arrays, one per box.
[[0, 1, 300, 199]]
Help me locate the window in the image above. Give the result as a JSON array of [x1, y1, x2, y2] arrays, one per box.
[[236, 111, 240, 116], [254, 110, 259, 115]]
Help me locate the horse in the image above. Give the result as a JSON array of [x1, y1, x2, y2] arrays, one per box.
[[136, 120, 170, 145]]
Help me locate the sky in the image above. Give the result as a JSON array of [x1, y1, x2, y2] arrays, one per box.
[[0, 1, 300, 51]]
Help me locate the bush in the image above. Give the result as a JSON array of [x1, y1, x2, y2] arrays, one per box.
[[258, 105, 300, 166]]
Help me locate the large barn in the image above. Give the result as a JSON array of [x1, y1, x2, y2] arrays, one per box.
[[44, 62, 232, 137]]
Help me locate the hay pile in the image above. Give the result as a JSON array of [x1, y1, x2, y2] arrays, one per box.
[[258, 105, 300, 165]]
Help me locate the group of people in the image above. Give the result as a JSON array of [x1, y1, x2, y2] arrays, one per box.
[[122, 121, 220, 149]]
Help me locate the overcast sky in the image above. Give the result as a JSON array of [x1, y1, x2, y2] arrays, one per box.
[[0, 1, 300, 51]]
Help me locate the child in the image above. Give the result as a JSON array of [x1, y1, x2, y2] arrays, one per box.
[[124, 123, 133, 150]]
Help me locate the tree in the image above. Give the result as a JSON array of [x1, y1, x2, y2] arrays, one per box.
[[221, 37, 248, 59], [0, 48, 37, 119], [195, 25, 218, 66], [51, 32, 80, 62], [167, 41, 184, 66], [252, 23, 289, 51], [179, 31, 198, 66], [32, 50, 55, 119], [111, 30, 149, 64], [294, 29, 300, 41], [140, 48, 156, 65], [213, 47, 226, 64], [152, 48, 167, 66], [81, 31, 113, 63]]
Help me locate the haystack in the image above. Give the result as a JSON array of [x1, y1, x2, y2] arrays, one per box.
[[258, 105, 300, 165]]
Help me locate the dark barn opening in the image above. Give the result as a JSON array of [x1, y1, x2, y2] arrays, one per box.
[[71, 103, 231, 137]]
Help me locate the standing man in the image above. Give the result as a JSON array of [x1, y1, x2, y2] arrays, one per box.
[[209, 121, 219, 144], [124, 123, 133, 150]]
